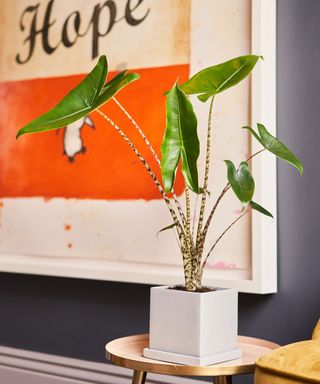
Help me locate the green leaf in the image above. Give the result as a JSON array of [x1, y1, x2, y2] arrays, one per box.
[[16, 56, 139, 138], [16, 56, 107, 138], [244, 123, 303, 175], [101, 70, 128, 91], [95, 70, 140, 107], [250, 201, 273, 218], [257, 123, 303, 175], [161, 83, 199, 193], [225, 160, 255, 207], [243, 126, 263, 145], [179, 55, 261, 102], [157, 223, 177, 237]]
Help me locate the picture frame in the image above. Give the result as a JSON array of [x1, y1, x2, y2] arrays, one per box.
[[0, 0, 276, 293]]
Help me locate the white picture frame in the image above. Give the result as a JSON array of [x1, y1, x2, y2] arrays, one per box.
[[0, 0, 276, 294]]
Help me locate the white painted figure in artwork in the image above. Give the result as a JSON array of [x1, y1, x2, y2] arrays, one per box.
[[63, 115, 94, 162]]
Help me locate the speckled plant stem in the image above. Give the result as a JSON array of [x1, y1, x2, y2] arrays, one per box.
[[96, 109, 186, 247], [198, 149, 266, 268], [113, 97, 186, 227], [201, 210, 248, 272], [195, 96, 215, 251]]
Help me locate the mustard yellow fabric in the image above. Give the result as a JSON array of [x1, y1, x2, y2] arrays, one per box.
[[312, 320, 320, 341], [257, 340, 320, 383]]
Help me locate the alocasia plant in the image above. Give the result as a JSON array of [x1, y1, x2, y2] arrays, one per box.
[[17, 54, 303, 291]]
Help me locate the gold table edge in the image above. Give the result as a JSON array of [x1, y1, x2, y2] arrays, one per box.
[[105, 334, 280, 376]]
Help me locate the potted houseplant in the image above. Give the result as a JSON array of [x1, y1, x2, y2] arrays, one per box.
[[16, 55, 302, 366]]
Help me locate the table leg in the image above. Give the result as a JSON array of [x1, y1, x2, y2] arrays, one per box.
[[132, 370, 147, 384], [213, 376, 232, 384]]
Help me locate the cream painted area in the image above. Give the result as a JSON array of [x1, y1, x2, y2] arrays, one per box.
[[0, 0, 190, 81]]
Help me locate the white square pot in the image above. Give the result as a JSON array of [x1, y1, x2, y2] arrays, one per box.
[[143, 286, 241, 366]]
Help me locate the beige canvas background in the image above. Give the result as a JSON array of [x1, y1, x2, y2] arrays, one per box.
[[0, 0, 253, 283]]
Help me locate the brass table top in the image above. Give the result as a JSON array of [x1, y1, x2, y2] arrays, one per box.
[[105, 334, 279, 376]]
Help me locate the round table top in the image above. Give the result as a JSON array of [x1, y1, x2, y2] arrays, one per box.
[[105, 334, 279, 376]]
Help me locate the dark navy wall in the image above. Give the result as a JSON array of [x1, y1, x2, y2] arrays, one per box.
[[0, 0, 319, 382]]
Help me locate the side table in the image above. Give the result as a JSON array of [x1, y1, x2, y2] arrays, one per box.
[[105, 334, 279, 384]]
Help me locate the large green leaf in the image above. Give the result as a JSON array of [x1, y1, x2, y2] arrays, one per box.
[[179, 55, 261, 102], [161, 83, 199, 193], [250, 201, 273, 218], [244, 123, 303, 174], [225, 160, 255, 207], [17, 56, 139, 138]]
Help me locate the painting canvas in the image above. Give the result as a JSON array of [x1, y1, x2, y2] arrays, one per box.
[[0, 0, 276, 293]]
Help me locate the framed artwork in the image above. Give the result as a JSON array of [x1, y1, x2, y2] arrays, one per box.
[[0, 0, 276, 293]]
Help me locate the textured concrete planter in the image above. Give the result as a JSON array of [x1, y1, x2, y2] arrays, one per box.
[[143, 286, 241, 366]]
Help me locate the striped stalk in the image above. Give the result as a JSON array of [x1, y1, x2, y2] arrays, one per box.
[[197, 184, 230, 262], [96, 109, 186, 246], [201, 210, 248, 272], [198, 149, 265, 266], [113, 97, 186, 226], [195, 96, 215, 251], [184, 186, 202, 290]]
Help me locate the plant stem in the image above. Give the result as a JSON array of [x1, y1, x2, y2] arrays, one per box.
[[96, 109, 185, 244], [201, 210, 249, 271], [113, 97, 186, 226], [98, 107, 200, 290], [185, 185, 192, 251], [197, 183, 230, 260], [247, 148, 266, 162], [113, 97, 158, 160], [199, 147, 266, 258], [184, 185, 199, 290], [192, 193, 199, 239], [196, 95, 215, 249]]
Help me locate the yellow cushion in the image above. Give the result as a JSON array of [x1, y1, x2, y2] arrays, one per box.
[[257, 340, 320, 383], [313, 320, 320, 341]]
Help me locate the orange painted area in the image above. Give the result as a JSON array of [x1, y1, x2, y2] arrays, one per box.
[[0, 64, 189, 200]]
